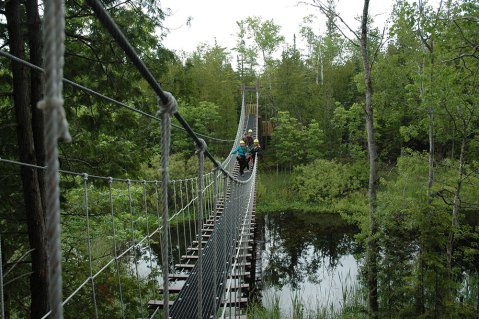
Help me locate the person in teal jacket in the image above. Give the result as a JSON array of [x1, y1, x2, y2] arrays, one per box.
[[231, 140, 248, 176]]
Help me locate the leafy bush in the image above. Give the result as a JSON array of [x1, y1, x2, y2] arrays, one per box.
[[292, 159, 368, 205]]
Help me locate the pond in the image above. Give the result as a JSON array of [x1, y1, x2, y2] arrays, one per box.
[[255, 211, 362, 314]]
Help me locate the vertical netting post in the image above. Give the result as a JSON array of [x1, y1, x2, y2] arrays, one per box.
[[39, 0, 71, 315], [223, 174, 228, 302], [192, 177, 198, 237], [157, 92, 177, 318], [127, 180, 145, 319], [212, 167, 219, 318], [143, 181, 155, 296], [154, 180, 162, 296], [185, 179, 193, 245], [179, 180, 188, 255], [0, 234, 4, 319], [195, 138, 207, 319], [108, 177, 126, 318], [83, 174, 99, 318], [172, 181, 181, 263]]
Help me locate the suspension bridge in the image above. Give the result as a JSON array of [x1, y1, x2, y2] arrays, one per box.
[[0, 0, 262, 317]]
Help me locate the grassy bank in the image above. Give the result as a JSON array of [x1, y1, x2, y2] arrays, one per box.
[[256, 171, 309, 213], [246, 282, 368, 319]]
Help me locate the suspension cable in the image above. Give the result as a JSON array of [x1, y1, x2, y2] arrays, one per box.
[[158, 91, 176, 318], [84, 0, 243, 182]]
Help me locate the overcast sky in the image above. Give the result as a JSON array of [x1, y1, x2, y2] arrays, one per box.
[[159, 0, 396, 54]]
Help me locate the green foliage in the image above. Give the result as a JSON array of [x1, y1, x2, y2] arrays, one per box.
[[332, 103, 367, 159], [185, 43, 240, 142], [270, 111, 325, 168], [142, 152, 215, 180], [240, 16, 285, 67], [293, 159, 368, 207], [256, 172, 298, 213], [374, 151, 479, 316], [171, 99, 222, 159]]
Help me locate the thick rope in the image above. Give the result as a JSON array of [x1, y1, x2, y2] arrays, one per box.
[[195, 138, 207, 319], [39, 0, 71, 315], [158, 91, 177, 318]]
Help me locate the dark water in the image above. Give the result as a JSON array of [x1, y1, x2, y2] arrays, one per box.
[[256, 211, 361, 313]]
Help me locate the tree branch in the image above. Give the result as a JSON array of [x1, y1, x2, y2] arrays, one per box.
[[302, 0, 360, 45]]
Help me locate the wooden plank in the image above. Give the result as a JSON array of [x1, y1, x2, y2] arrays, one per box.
[[168, 273, 189, 280], [148, 300, 174, 308], [148, 298, 248, 309], [222, 297, 248, 307], [182, 255, 198, 259], [160, 285, 183, 293]]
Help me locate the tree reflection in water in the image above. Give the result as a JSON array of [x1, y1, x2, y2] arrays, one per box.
[[258, 211, 361, 311]]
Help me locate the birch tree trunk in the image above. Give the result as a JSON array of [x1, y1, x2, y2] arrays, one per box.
[[359, 0, 379, 316]]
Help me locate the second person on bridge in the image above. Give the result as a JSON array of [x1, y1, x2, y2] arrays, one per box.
[[231, 140, 249, 177]]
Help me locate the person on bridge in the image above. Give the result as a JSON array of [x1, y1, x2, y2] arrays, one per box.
[[231, 140, 248, 176], [249, 138, 262, 168], [245, 129, 254, 148]]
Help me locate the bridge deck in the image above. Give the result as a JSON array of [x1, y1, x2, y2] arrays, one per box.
[[148, 115, 257, 318]]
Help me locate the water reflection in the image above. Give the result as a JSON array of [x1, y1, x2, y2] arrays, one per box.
[[258, 211, 361, 312]]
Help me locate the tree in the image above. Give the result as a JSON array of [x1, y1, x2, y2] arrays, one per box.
[[438, 0, 479, 303], [237, 16, 284, 121], [1, 0, 170, 316], [5, 0, 49, 316], [311, 0, 382, 315], [186, 43, 240, 144]]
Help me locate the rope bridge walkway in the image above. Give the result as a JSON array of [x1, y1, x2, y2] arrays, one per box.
[[0, 0, 260, 317]]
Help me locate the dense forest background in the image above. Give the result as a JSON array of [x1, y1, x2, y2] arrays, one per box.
[[1, 0, 479, 317]]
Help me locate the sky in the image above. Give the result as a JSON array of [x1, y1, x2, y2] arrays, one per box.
[[159, 0, 396, 54]]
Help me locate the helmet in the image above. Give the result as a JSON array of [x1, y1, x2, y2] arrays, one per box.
[[254, 139, 259, 143], [240, 140, 245, 144], [248, 129, 253, 133]]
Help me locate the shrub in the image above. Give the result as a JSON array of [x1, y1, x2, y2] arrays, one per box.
[[292, 159, 368, 205]]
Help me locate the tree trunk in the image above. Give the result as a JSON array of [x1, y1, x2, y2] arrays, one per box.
[[446, 133, 466, 283], [359, 0, 379, 317], [5, 1, 49, 317], [417, 1, 433, 312], [477, 268, 479, 313], [26, 0, 46, 213]]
